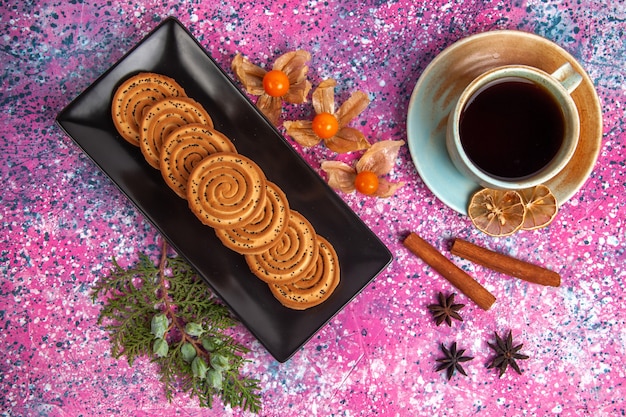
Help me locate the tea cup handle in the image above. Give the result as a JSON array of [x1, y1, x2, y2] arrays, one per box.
[[551, 62, 583, 94]]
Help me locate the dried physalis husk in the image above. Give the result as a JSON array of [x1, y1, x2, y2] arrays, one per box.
[[284, 78, 371, 153], [231, 50, 312, 125], [321, 140, 405, 197]]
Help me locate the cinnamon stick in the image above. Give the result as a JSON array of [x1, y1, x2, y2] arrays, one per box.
[[450, 238, 561, 287], [403, 232, 496, 310]]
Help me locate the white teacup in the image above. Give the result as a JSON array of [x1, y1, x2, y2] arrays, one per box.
[[446, 62, 582, 190]]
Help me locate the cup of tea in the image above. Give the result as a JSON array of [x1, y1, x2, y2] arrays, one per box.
[[446, 62, 582, 190]]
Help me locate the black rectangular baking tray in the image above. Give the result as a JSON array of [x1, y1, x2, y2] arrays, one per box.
[[56, 16, 392, 362]]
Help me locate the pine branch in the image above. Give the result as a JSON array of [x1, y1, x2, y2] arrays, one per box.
[[91, 240, 262, 413]]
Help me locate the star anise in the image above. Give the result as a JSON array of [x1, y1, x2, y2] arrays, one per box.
[[427, 292, 465, 326], [435, 341, 473, 380], [486, 330, 530, 377]]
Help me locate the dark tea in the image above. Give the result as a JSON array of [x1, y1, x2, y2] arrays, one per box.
[[459, 77, 565, 179]]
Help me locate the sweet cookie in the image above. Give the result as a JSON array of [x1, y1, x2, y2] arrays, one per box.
[[245, 210, 319, 284], [160, 123, 237, 198], [215, 181, 290, 254], [187, 152, 266, 229], [140, 97, 214, 169], [269, 236, 340, 310], [111, 72, 342, 311], [111, 72, 186, 146]]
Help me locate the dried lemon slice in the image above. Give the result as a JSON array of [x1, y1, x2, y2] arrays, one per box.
[[518, 184, 558, 230], [468, 188, 525, 236]]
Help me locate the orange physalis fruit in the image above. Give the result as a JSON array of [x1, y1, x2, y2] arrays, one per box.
[[354, 171, 379, 195], [231, 51, 312, 125], [468, 188, 525, 236], [518, 184, 558, 230], [312, 112, 340, 139], [263, 70, 290, 97]]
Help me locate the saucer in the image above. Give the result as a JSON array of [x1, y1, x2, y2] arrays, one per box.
[[406, 30, 602, 215]]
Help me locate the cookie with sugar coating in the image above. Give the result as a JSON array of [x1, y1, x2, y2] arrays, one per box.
[[160, 123, 236, 198], [111, 72, 187, 146], [215, 181, 290, 254], [187, 152, 266, 229], [140, 97, 213, 169], [245, 210, 318, 285], [268, 235, 340, 310]]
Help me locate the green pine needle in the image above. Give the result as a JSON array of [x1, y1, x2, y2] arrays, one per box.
[[91, 240, 262, 413]]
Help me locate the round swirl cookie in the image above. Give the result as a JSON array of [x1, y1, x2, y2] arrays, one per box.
[[215, 181, 290, 254], [160, 123, 237, 199], [269, 235, 340, 310], [140, 97, 214, 169], [245, 210, 319, 285], [111, 72, 187, 146], [187, 152, 267, 229]]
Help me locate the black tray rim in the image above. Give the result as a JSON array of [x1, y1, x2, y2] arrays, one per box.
[[55, 16, 393, 362]]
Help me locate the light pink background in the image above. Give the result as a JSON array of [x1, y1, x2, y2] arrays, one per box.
[[1, 1, 624, 416]]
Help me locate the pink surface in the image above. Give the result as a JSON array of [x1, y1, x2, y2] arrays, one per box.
[[1, 0, 625, 416]]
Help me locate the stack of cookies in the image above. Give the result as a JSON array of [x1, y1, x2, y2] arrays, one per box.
[[111, 72, 340, 310]]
